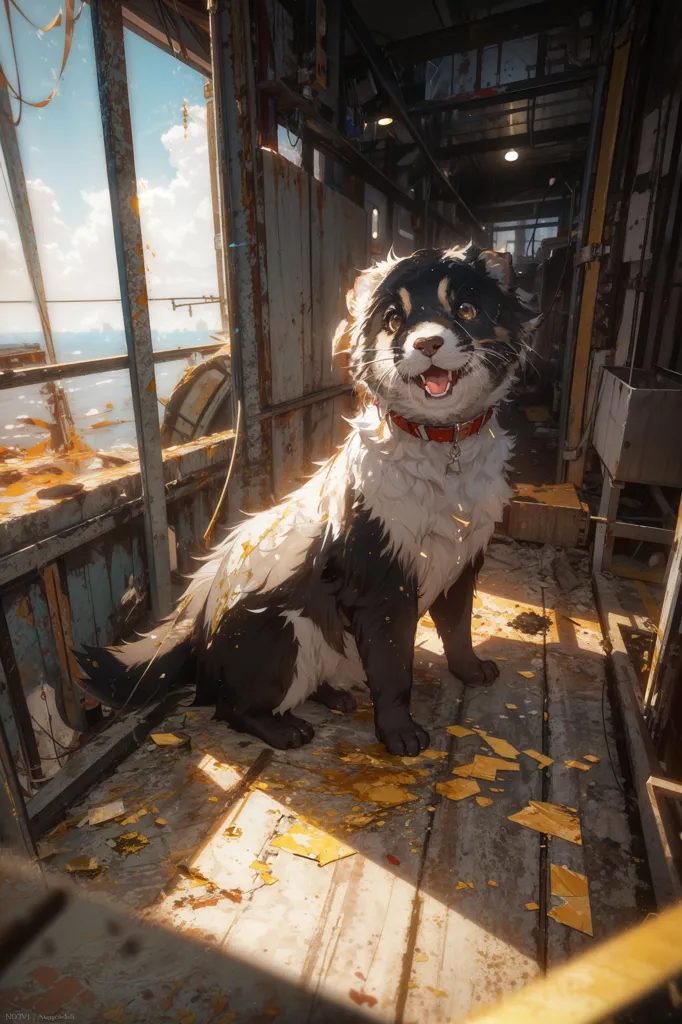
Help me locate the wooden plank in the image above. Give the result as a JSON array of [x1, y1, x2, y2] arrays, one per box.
[[404, 633, 544, 1023], [263, 151, 312, 405], [2, 583, 77, 780], [545, 649, 643, 964], [310, 177, 368, 391], [42, 564, 83, 732]]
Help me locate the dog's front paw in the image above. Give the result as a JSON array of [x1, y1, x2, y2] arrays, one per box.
[[450, 656, 499, 687], [376, 714, 430, 757], [312, 682, 358, 712]]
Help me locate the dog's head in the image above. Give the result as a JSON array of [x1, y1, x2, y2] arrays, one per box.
[[336, 245, 537, 422]]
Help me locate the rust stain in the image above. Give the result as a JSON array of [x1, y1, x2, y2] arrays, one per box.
[[16, 596, 34, 627], [130, 194, 140, 217]]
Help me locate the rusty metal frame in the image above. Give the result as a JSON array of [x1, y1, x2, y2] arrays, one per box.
[[91, 0, 172, 619], [561, 41, 631, 486], [0, 86, 75, 452], [0, 342, 224, 391], [0, 430, 235, 587], [209, 0, 273, 511]]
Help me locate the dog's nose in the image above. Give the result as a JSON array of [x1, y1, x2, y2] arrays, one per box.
[[413, 336, 444, 358]]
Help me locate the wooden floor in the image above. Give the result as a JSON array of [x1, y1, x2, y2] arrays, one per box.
[[0, 540, 652, 1023]]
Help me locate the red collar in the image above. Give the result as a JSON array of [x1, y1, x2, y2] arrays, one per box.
[[386, 407, 494, 444]]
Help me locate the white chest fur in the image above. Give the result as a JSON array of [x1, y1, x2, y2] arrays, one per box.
[[346, 407, 513, 612]]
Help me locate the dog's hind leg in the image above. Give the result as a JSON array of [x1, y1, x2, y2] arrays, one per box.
[[219, 702, 315, 749], [429, 554, 499, 687]]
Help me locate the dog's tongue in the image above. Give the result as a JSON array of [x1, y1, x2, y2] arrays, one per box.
[[421, 366, 450, 396]]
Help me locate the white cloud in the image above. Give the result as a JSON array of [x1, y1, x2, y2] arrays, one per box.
[[0, 104, 220, 334]]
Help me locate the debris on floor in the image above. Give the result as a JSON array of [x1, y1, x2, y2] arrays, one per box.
[[149, 731, 191, 749], [436, 778, 481, 801], [88, 799, 125, 825], [4, 537, 645, 1024], [270, 821, 355, 866], [548, 864, 593, 936], [508, 801, 583, 845], [523, 749, 554, 769]]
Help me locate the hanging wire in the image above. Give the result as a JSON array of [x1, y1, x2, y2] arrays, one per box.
[[0, 0, 84, 127]]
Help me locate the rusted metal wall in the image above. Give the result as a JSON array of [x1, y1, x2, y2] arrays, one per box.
[[263, 150, 367, 497]]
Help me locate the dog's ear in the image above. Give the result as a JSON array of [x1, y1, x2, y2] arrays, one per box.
[[345, 253, 403, 320], [476, 249, 515, 291], [332, 317, 351, 356]]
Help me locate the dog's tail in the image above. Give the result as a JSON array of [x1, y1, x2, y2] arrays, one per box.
[[74, 545, 226, 711]]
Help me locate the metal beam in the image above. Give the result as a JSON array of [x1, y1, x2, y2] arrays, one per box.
[[564, 42, 630, 487], [386, 0, 595, 65], [433, 123, 590, 160], [0, 86, 75, 451], [0, 343, 223, 391], [90, 0, 172, 619], [409, 67, 597, 117], [342, 0, 483, 233], [209, 0, 273, 512]]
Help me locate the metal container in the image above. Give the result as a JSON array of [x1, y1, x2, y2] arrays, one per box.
[[592, 367, 682, 485]]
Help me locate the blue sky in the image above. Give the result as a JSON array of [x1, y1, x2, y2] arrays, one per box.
[[0, 3, 219, 334]]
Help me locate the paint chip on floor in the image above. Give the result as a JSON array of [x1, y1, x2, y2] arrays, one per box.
[[476, 731, 520, 759], [436, 778, 481, 801], [508, 801, 582, 845], [523, 749, 555, 769], [476, 796, 493, 808], [88, 800, 125, 826], [270, 822, 355, 867], [250, 860, 278, 885], [517, 671, 535, 679], [446, 724, 475, 738], [565, 759, 591, 772], [548, 864, 593, 936]]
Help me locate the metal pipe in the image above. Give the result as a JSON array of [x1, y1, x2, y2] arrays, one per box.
[[91, 0, 172, 619]]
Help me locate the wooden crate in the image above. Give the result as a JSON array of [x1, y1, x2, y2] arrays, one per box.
[[504, 482, 590, 548]]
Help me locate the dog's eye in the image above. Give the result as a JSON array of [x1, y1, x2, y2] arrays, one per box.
[[457, 301, 477, 321], [384, 309, 404, 334]]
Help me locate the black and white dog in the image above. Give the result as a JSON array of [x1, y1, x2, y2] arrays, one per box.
[[77, 245, 535, 757]]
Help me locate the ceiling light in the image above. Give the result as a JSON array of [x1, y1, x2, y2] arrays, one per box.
[[377, 116, 394, 126], [504, 149, 519, 162]]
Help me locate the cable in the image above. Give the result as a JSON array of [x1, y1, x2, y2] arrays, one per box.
[[203, 398, 241, 546]]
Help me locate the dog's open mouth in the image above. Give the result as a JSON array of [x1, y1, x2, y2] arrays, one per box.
[[418, 366, 460, 399]]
